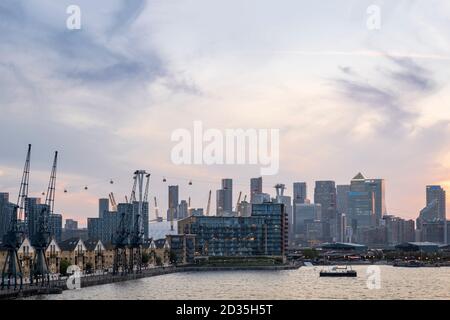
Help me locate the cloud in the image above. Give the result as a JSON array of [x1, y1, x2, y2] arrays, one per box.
[[332, 56, 440, 135], [387, 56, 436, 92]]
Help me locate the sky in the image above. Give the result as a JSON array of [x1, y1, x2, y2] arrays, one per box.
[[1, 0, 450, 226]]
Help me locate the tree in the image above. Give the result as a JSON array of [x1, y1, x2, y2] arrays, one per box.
[[142, 252, 150, 265], [169, 251, 178, 265], [60, 259, 71, 275], [302, 248, 319, 260], [85, 262, 93, 274], [155, 256, 162, 266]]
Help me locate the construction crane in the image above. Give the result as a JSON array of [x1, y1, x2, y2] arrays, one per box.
[[206, 190, 211, 216], [1, 144, 31, 290], [130, 175, 137, 203], [109, 193, 118, 212], [153, 197, 162, 222], [30, 151, 57, 286], [235, 191, 242, 211]]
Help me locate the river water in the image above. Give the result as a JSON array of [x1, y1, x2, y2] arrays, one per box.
[[32, 266, 450, 300]]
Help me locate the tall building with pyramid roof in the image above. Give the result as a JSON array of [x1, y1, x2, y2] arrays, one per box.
[[347, 173, 386, 241]]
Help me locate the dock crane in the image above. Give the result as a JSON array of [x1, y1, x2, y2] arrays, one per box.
[[206, 190, 211, 216], [114, 171, 147, 275], [1, 144, 31, 290], [128, 170, 147, 273], [31, 151, 57, 286]]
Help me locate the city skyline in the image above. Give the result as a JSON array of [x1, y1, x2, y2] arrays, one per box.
[[0, 156, 445, 228], [1, 1, 450, 225]]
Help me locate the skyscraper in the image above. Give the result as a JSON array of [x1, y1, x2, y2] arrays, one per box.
[[336, 185, 350, 242], [417, 185, 447, 244], [48, 213, 63, 242], [336, 185, 350, 215], [366, 179, 387, 222], [250, 177, 263, 203], [0, 193, 13, 240], [314, 181, 337, 241], [292, 203, 322, 245], [99, 198, 109, 219], [293, 182, 307, 204], [168, 185, 179, 220], [347, 173, 375, 231], [178, 200, 188, 219], [426, 185, 446, 221], [274, 184, 293, 243], [217, 179, 233, 214], [222, 178, 233, 213], [347, 173, 386, 233]]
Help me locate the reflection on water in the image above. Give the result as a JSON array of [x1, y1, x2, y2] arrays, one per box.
[[32, 266, 450, 300]]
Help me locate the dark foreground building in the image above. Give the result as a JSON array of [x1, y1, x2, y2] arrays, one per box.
[[178, 202, 288, 259]]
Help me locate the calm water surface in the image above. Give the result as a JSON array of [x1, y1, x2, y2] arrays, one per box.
[[33, 266, 450, 300]]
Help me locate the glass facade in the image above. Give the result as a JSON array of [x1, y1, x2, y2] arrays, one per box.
[[178, 202, 287, 257]]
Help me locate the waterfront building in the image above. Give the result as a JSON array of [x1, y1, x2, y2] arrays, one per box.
[[250, 177, 263, 204], [166, 234, 196, 264], [17, 237, 34, 278], [45, 238, 61, 274], [60, 238, 87, 271], [85, 239, 106, 273], [178, 202, 287, 258], [395, 242, 441, 253]]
